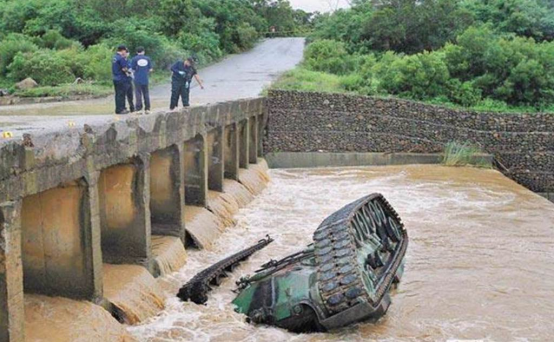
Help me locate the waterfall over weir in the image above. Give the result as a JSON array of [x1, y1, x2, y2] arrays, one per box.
[[24, 295, 135, 342]]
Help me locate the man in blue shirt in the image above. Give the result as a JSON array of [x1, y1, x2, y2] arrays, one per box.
[[170, 57, 204, 110], [131, 47, 153, 114], [124, 48, 135, 113], [112, 45, 130, 114]]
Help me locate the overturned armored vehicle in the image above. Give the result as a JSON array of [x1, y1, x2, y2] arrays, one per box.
[[233, 194, 408, 333]]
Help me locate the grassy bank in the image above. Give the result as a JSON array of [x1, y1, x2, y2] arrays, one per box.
[[12, 83, 112, 98], [8, 72, 165, 99], [272, 67, 554, 114]]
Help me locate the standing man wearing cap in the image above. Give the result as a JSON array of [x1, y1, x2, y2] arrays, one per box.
[[112, 45, 130, 114], [131, 47, 153, 114], [169, 57, 204, 111]]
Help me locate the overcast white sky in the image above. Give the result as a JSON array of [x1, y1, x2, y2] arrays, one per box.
[[289, 0, 350, 13]]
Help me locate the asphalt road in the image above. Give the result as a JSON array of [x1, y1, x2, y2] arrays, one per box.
[[0, 38, 305, 137]]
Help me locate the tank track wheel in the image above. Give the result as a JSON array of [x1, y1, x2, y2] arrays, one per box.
[[314, 194, 409, 318]]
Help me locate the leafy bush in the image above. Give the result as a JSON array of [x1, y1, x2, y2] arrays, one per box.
[[37, 30, 77, 50], [55, 46, 88, 79], [8, 49, 75, 85], [449, 80, 482, 107], [0, 33, 38, 76], [236, 23, 258, 50], [378, 51, 450, 100], [80, 44, 113, 82], [445, 26, 554, 107], [0, 0, 40, 33], [304, 39, 351, 75], [340, 74, 365, 92]]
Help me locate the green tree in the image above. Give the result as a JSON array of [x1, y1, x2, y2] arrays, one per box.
[[461, 0, 554, 41], [158, 0, 200, 36]]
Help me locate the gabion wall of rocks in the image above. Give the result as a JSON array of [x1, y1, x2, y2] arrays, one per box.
[[265, 90, 554, 194]]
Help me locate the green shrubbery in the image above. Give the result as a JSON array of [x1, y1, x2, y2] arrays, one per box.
[[4, 42, 115, 86], [37, 30, 77, 50], [279, 0, 554, 112], [304, 40, 352, 75], [0, 34, 38, 75], [8, 50, 75, 86], [291, 26, 554, 110]]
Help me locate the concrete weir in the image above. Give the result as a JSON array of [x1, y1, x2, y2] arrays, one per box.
[[0, 97, 268, 341]]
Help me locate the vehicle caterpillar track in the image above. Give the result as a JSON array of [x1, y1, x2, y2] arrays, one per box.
[[232, 194, 408, 332], [313, 194, 408, 328], [177, 235, 274, 305]]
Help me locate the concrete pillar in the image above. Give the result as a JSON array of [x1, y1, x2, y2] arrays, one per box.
[[150, 146, 186, 242], [0, 201, 24, 342], [85, 172, 105, 301], [184, 134, 208, 206], [98, 158, 151, 266], [224, 123, 239, 180], [207, 128, 224, 192], [257, 114, 265, 158], [239, 120, 249, 169], [20, 178, 102, 300], [249, 116, 259, 164]]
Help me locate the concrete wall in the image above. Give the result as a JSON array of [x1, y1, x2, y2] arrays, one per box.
[[21, 180, 97, 299], [266, 90, 554, 194], [0, 97, 266, 341], [184, 134, 208, 206], [224, 124, 239, 180], [207, 128, 224, 192], [150, 146, 184, 240], [98, 161, 151, 266]]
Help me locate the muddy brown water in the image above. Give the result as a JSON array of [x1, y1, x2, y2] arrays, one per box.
[[120, 165, 554, 342]]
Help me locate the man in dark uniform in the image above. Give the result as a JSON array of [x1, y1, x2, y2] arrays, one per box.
[[170, 57, 204, 110], [131, 47, 153, 114], [112, 45, 130, 114], [123, 48, 135, 113]]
